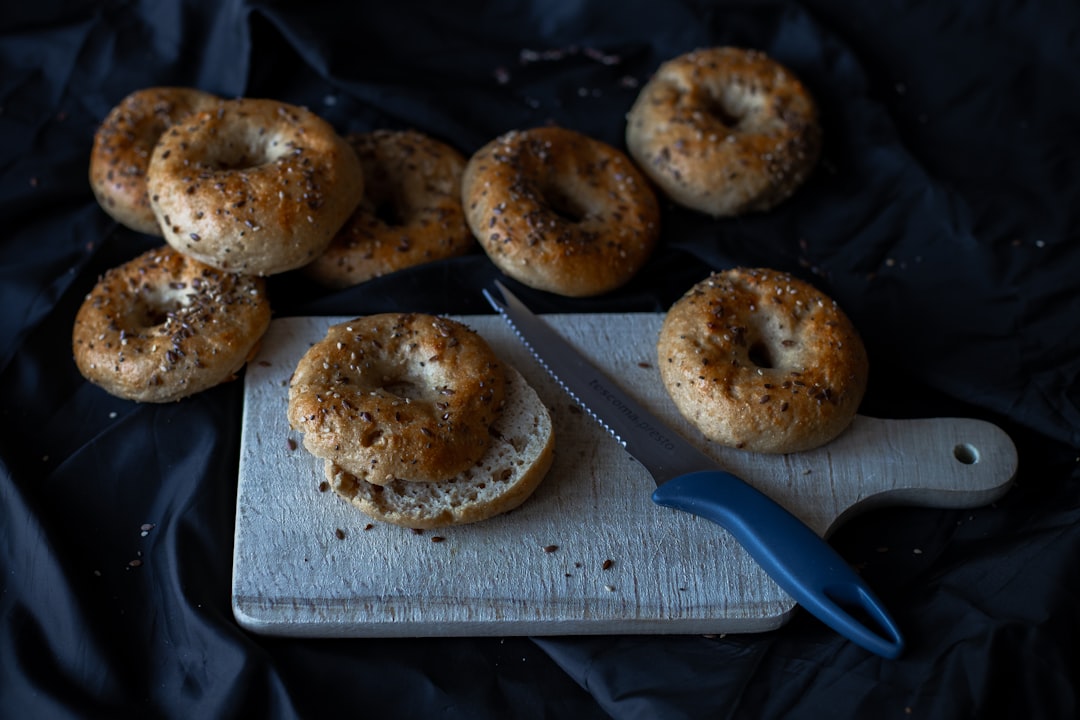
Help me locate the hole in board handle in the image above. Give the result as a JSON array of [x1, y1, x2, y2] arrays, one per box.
[[953, 443, 979, 464]]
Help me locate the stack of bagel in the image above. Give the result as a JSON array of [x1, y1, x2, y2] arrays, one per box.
[[287, 313, 555, 528]]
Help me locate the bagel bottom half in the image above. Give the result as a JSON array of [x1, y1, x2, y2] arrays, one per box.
[[323, 365, 554, 528]]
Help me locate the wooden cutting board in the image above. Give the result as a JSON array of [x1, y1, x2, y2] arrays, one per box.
[[231, 314, 1017, 638]]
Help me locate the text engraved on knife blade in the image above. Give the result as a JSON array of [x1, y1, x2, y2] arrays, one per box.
[[587, 377, 677, 452]]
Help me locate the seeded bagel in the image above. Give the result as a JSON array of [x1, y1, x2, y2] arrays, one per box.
[[288, 313, 506, 485], [147, 97, 363, 275], [323, 364, 555, 528], [626, 47, 822, 217], [89, 87, 220, 235], [306, 129, 474, 288], [463, 126, 660, 297], [72, 245, 271, 402], [658, 268, 867, 453]]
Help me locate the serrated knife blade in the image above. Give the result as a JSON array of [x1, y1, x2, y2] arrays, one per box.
[[484, 280, 904, 659]]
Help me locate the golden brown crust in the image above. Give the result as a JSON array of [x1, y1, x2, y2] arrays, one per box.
[[657, 268, 867, 453], [72, 245, 271, 402], [322, 364, 555, 528], [89, 87, 220, 235], [305, 130, 475, 288], [147, 98, 364, 276], [287, 313, 507, 485], [626, 47, 822, 217], [462, 126, 660, 297]]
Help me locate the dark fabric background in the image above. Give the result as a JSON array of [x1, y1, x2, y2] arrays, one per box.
[[2, 1, 1078, 717]]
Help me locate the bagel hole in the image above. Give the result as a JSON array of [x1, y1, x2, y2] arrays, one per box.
[[703, 86, 766, 131], [540, 184, 588, 223], [206, 142, 274, 172], [373, 197, 406, 227], [138, 305, 172, 328], [383, 380, 424, 401], [747, 341, 775, 369], [210, 153, 260, 171], [131, 288, 190, 329], [206, 131, 286, 172], [703, 95, 744, 129]]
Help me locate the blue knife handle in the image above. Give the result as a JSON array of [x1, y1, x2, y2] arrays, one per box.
[[651, 470, 905, 659]]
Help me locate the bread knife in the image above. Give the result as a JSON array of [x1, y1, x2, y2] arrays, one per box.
[[483, 280, 905, 659]]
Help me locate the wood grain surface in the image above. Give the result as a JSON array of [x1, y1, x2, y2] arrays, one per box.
[[231, 314, 1017, 638]]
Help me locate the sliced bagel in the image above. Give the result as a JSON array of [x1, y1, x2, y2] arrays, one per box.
[[323, 365, 554, 528]]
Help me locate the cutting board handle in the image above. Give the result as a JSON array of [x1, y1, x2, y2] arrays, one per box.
[[834, 415, 1017, 517], [712, 415, 1019, 537]]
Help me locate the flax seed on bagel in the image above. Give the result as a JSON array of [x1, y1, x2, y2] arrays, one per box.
[[657, 268, 867, 453], [72, 245, 271, 402], [322, 362, 555, 529], [626, 47, 822, 217], [462, 126, 660, 297], [287, 314, 507, 485], [306, 129, 474, 288], [89, 87, 220, 235], [147, 97, 363, 276]]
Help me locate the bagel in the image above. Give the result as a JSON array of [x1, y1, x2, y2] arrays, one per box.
[[462, 126, 661, 297], [287, 313, 507, 485], [89, 87, 220, 235], [305, 129, 474, 288], [626, 47, 822, 217], [72, 245, 271, 402], [657, 268, 867, 454], [322, 363, 554, 528], [147, 97, 364, 276]]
